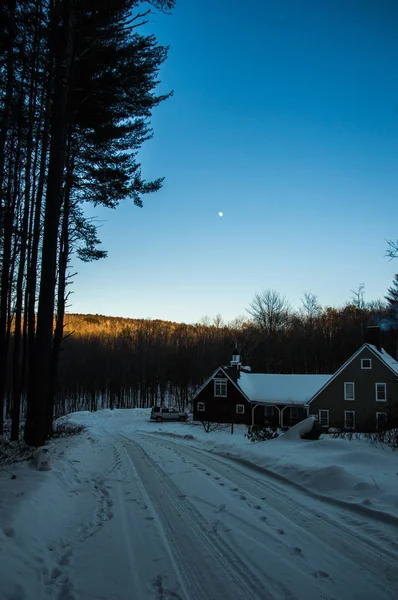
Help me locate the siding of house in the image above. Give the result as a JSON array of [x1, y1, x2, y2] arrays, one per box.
[[193, 372, 255, 425], [309, 347, 398, 430]]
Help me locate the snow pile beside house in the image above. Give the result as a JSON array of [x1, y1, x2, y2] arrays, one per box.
[[279, 416, 316, 440]]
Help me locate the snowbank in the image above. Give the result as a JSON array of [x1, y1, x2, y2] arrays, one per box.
[[279, 416, 316, 440]]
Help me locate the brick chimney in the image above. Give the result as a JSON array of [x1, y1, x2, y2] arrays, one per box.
[[366, 326, 382, 350]]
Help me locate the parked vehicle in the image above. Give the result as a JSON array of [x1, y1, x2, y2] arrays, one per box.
[[150, 406, 188, 422]]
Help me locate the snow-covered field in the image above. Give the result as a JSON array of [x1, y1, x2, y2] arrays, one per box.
[[1, 409, 398, 600]]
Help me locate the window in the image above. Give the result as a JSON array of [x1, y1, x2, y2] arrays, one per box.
[[376, 412, 387, 430], [344, 382, 355, 401], [361, 358, 372, 369], [162, 408, 169, 413], [265, 406, 274, 417], [290, 407, 299, 420], [214, 379, 227, 397], [319, 410, 329, 427], [236, 404, 245, 414], [375, 383, 386, 402], [197, 402, 205, 412], [344, 410, 355, 430]]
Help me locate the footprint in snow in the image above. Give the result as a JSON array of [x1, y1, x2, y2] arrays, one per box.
[[277, 529, 285, 535], [3, 526, 15, 538], [312, 570, 331, 579]]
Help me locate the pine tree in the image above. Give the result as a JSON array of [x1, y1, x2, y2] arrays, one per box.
[[385, 275, 398, 307], [0, 0, 175, 445]]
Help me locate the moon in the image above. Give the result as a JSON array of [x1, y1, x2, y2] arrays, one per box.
[[218, 211, 223, 217]]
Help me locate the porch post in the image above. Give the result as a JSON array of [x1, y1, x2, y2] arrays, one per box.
[[281, 406, 289, 427], [251, 404, 259, 426]]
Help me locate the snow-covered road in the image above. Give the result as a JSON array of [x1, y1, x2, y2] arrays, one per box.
[[2, 416, 398, 600], [116, 433, 398, 600]]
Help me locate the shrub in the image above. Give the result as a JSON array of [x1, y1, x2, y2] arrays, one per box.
[[246, 425, 279, 442], [330, 428, 398, 451], [50, 421, 86, 439], [200, 421, 230, 433]]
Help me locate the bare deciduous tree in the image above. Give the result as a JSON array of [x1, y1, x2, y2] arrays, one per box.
[[246, 290, 291, 334], [300, 292, 321, 320], [351, 283, 366, 310], [386, 240, 398, 260]]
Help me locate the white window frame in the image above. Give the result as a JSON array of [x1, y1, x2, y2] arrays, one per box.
[[197, 402, 205, 412], [361, 358, 372, 370], [214, 379, 227, 397], [376, 412, 387, 429], [375, 383, 387, 402], [344, 382, 355, 401], [236, 404, 245, 415], [319, 409, 329, 428], [344, 410, 355, 430]]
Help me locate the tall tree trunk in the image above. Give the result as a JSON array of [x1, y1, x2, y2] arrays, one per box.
[[47, 163, 72, 434], [11, 40, 37, 441], [25, 0, 75, 446], [0, 0, 17, 434]]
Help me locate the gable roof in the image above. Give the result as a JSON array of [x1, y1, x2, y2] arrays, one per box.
[[309, 343, 398, 404], [192, 366, 251, 403], [238, 372, 332, 406], [367, 344, 398, 375]]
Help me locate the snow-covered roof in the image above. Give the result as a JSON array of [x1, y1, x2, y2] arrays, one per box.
[[367, 344, 398, 375], [237, 372, 332, 406]]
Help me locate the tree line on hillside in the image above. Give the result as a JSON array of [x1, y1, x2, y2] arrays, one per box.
[[0, 0, 174, 445], [2, 284, 397, 423]]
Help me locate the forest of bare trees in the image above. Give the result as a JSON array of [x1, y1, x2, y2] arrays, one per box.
[[2, 287, 394, 423]]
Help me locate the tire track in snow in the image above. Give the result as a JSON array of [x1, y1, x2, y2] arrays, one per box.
[[138, 433, 398, 600], [121, 435, 274, 600]]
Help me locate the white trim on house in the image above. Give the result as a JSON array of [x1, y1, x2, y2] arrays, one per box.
[[319, 409, 329, 427], [214, 379, 227, 397], [197, 402, 205, 412], [236, 404, 245, 414], [361, 358, 372, 369], [344, 410, 355, 430], [192, 366, 252, 403], [344, 382, 355, 401], [375, 382, 387, 402], [308, 344, 398, 404]]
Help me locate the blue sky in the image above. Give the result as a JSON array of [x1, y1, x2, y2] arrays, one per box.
[[72, 0, 398, 324]]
